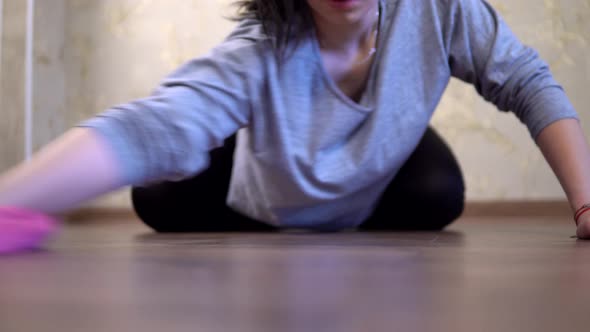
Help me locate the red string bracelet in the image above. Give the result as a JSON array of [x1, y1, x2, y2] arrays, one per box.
[[574, 204, 590, 226]]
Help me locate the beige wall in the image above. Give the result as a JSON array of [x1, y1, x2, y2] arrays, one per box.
[[2, 0, 590, 208], [34, 0, 67, 152], [0, 0, 27, 171]]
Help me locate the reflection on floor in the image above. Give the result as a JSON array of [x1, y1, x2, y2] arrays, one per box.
[[0, 216, 589, 332]]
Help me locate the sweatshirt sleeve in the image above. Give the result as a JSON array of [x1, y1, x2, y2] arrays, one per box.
[[78, 38, 265, 186], [444, 0, 578, 138]]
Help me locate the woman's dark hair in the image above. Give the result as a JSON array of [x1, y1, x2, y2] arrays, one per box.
[[233, 0, 311, 59]]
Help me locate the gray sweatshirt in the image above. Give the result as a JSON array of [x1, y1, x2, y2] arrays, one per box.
[[80, 0, 578, 230]]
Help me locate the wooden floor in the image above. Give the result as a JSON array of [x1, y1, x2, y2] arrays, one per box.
[[1, 215, 589, 332]]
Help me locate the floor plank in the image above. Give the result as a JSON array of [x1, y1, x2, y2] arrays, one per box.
[[1, 216, 589, 332]]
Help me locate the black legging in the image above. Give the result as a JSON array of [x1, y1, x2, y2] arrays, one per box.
[[131, 127, 465, 232]]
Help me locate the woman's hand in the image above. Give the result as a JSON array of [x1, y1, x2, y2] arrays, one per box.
[[576, 214, 590, 239], [535, 119, 590, 240]]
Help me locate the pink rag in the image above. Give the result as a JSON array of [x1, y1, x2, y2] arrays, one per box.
[[0, 207, 59, 254]]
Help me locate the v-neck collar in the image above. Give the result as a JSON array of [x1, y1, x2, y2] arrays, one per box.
[[308, 0, 387, 113]]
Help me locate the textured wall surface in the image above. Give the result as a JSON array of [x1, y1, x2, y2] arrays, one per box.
[[2, 0, 589, 207], [34, 0, 67, 151], [0, 0, 27, 171]]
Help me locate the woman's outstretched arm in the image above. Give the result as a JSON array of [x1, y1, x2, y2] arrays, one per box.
[[442, 1, 586, 237], [0, 128, 124, 214], [536, 119, 590, 239], [0, 24, 265, 215]]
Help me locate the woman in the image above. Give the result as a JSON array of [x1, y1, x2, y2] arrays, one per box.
[[1, 0, 589, 237]]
